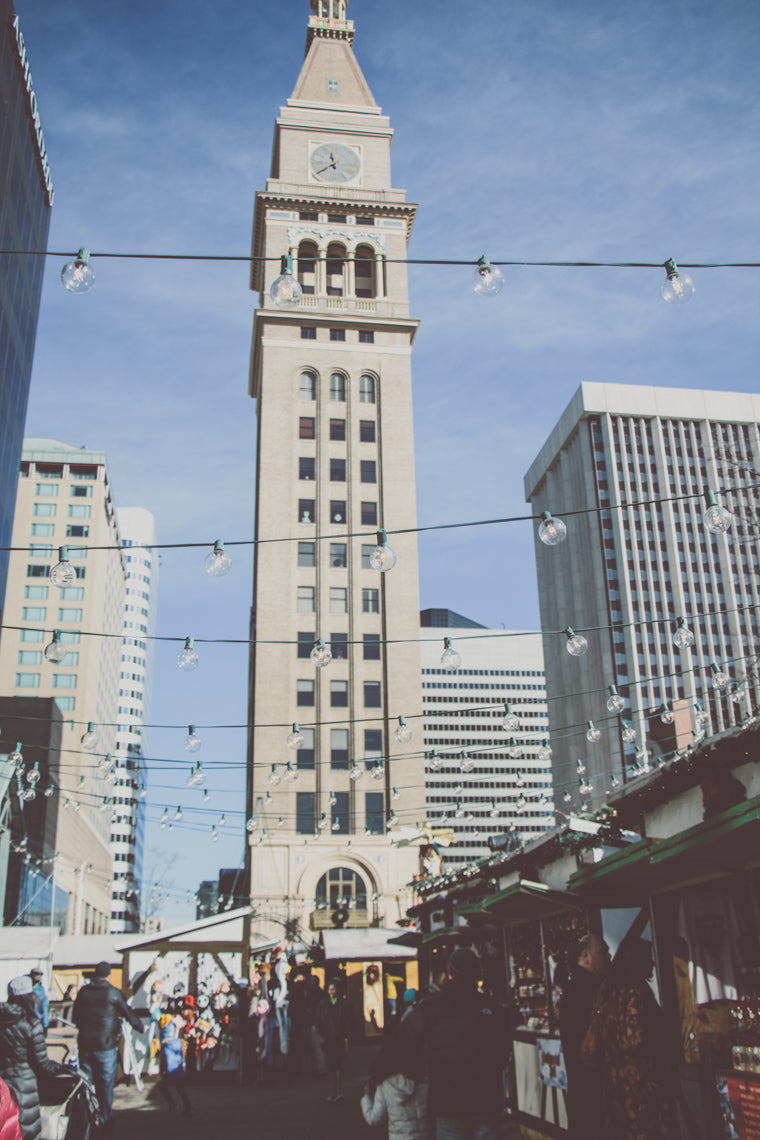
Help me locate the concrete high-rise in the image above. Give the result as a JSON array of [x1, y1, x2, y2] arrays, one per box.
[[0, 440, 125, 933], [421, 623, 553, 866], [525, 383, 760, 807], [246, 0, 424, 942], [0, 2, 54, 613]]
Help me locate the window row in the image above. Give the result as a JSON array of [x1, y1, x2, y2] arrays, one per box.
[[34, 484, 93, 498], [299, 457, 376, 483], [18, 650, 79, 665], [299, 371, 375, 403], [22, 607, 83, 622], [32, 504, 92, 518], [296, 679, 381, 708], [16, 673, 77, 688], [284, 726, 384, 770], [299, 499, 377, 525], [297, 585, 379, 613], [296, 241, 383, 301], [301, 327, 374, 345], [298, 632, 380, 660], [30, 524, 89, 538], [19, 630, 80, 644], [299, 417, 375, 444], [296, 792, 385, 836]]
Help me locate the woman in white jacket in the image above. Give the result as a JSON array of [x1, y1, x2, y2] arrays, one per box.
[[361, 1072, 429, 1140]]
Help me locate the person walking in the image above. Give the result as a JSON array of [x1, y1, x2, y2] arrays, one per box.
[[402, 947, 506, 1140], [314, 979, 350, 1102], [27, 976, 47, 1035], [558, 932, 610, 1139], [157, 1016, 191, 1115], [0, 977, 69, 1140], [72, 961, 143, 1129], [361, 1031, 429, 1139]]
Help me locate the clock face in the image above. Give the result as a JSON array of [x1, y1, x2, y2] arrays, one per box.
[[310, 142, 361, 183]]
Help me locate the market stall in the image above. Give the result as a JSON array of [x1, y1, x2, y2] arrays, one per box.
[[318, 927, 418, 1038]]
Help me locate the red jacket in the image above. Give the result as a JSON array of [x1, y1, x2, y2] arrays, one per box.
[[0, 1077, 22, 1140]]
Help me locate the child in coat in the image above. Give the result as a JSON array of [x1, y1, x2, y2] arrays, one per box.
[[361, 1034, 429, 1139], [158, 1016, 191, 1114]]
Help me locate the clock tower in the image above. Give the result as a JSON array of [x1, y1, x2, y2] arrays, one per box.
[[246, 0, 425, 947]]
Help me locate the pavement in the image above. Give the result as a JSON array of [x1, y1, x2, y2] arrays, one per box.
[[110, 1046, 522, 1139]]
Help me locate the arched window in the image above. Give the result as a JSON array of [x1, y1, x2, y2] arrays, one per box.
[[359, 374, 375, 404], [298, 241, 318, 295], [330, 372, 346, 402], [326, 242, 346, 297], [316, 867, 368, 911], [299, 370, 317, 401], [355, 244, 376, 299]]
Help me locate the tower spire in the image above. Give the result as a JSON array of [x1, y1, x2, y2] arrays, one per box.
[[306, 0, 353, 53]]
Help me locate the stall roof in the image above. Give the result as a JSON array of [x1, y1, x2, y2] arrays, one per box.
[[568, 840, 657, 902], [386, 930, 422, 948], [54, 934, 137, 966], [321, 928, 417, 960], [649, 793, 760, 885], [116, 907, 251, 951], [420, 926, 471, 946], [478, 880, 582, 925], [0, 927, 57, 960]]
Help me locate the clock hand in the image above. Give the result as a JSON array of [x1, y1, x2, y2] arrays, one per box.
[[316, 161, 337, 174]]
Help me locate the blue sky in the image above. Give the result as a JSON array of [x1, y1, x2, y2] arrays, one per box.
[[14, 0, 759, 921]]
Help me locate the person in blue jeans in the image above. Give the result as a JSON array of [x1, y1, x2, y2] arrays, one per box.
[[72, 962, 143, 1128]]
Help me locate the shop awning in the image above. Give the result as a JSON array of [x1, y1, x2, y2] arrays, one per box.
[[420, 926, 471, 945], [568, 840, 656, 903], [649, 794, 760, 886], [386, 930, 422, 948], [320, 928, 417, 960], [477, 880, 582, 925]]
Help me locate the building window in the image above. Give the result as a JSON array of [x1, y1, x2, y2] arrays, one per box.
[[357, 217, 374, 227], [364, 681, 382, 708], [362, 588, 380, 613], [298, 632, 315, 658], [300, 371, 317, 400], [361, 545, 375, 569], [68, 505, 91, 518], [297, 243, 318, 294], [17, 651, 42, 665], [22, 607, 46, 621], [331, 728, 349, 769], [297, 727, 315, 769], [58, 608, 83, 622], [359, 374, 376, 403], [365, 729, 382, 759], [326, 243, 346, 296], [330, 373, 346, 401], [31, 524, 54, 537], [316, 868, 367, 911], [360, 460, 376, 483], [298, 542, 316, 567], [26, 565, 49, 578], [55, 697, 75, 712], [299, 499, 315, 523], [297, 586, 316, 612], [20, 630, 44, 643], [359, 330, 374, 344], [330, 418, 346, 441], [301, 327, 317, 341], [53, 674, 77, 689], [330, 458, 346, 482], [330, 543, 347, 568], [61, 652, 79, 666], [330, 587, 348, 613], [297, 679, 315, 707], [66, 525, 89, 538], [360, 420, 376, 443], [296, 792, 315, 835], [330, 328, 345, 342], [330, 500, 346, 524], [327, 78, 339, 92], [299, 417, 316, 439], [331, 680, 349, 707], [35, 483, 58, 497], [59, 587, 84, 600], [331, 633, 348, 660], [299, 457, 316, 481], [361, 502, 378, 526], [33, 503, 56, 517], [365, 792, 385, 835], [363, 634, 381, 660], [16, 673, 40, 688], [70, 486, 92, 498], [331, 792, 349, 835], [24, 586, 48, 600]]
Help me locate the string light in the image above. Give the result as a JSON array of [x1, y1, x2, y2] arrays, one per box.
[[660, 703, 675, 725], [349, 760, 363, 781], [441, 637, 462, 672], [394, 716, 413, 744], [392, 786, 401, 801], [184, 725, 202, 753], [50, 547, 76, 588], [502, 703, 519, 732], [565, 627, 588, 657], [43, 629, 66, 664], [459, 751, 474, 773], [537, 739, 552, 761], [585, 719, 600, 743], [174, 806, 182, 821], [472, 255, 504, 297], [505, 737, 521, 759], [286, 723, 305, 750], [661, 258, 695, 305], [710, 662, 729, 691], [370, 761, 385, 780], [61, 248, 95, 294], [211, 826, 219, 842], [310, 638, 332, 668], [576, 758, 587, 776], [428, 751, 441, 771], [703, 489, 733, 534], [387, 810, 399, 828], [246, 817, 256, 832], [270, 254, 302, 309], [621, 721, 637, 744], [204, 539, 232, 577], [268, 764, 281, 786], [329, 789, 337, 806], [369, 529, 397, 571], [284, 761, 299, 783], [177, 636, 199, 671], [80, 723, 97, 751], [538, 511, 567, 546], [9, 744, 23, 769], [672, 617, 695, 649]]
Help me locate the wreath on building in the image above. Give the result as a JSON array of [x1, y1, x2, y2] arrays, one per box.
[[365, 963, 381, 986]]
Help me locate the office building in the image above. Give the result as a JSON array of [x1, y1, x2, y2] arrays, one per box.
[[111, 508, 158, 933], [0, 1, 54, 613], [525, 383, 760, 806], [421, 623, 553, 866], [0, 439, 126, 932], [245, 0, 425, 942]]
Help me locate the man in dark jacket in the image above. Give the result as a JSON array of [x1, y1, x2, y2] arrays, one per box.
[[402, 947, 506, 1139], [558, 932, 610, 1140], [73, 962, 143, 1127]]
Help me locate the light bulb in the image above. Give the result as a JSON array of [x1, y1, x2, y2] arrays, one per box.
[[310, 638, 332, 668], [184, 725, 202, 753], [472, 255, 504, 297], [586, 720, 600, 743], [192, 760, 206, 787], [50, 548, 76, 588], [694, 702, 709, 728], [349, 760, 363, 781], [204, 539, 231, 577], [515, 771, 524, 787], [428, 750, 441, 771], [703, 489, 732, 534], [661, 258, 694, 305], [731, 684, 747, 705], [505, 737, 522, 759], [710, 662, 729, 691], [270, 254, 303, 309], [139, 783, 147, 798], [515, 794, 527, 812], [203, 787, 209, 802], [268, 764, 281, 786], [563, 790, 572, 804], [621, 721, 637, 744], [673, 617, 695, 649], [440, 637, 462, 672], [565, 627, 588, 657], [61, 248, 95, 294], [285, 761, 299, 783], [459, 751, 475, 773], [44, 630, 66, 664], [392, 786, 400, 801], [579, 779, 593, 796], [80, 723, 97, 751], [9, 744, 23, 769], [660, 703, 674, 725], [211, 826, 219, 842], [370, 529, 397, 572], [331, 818, 340, 832], [502, 703, 519, 732], [177, 636, 199, 671], [22, 787, 36, 802], [576, 758, 587, 776], [44, 784, 55, 798], [318, 813, 327, 830], [329, 789, 337, 806], [387, 810, 399, 829], [174, 806, 182, 821], [286, 723, 305, 750], [160, 808, 169, 825], [370, 761, 384, 780], [538, 511, 567, 547], [277, 816, 284, 827], [394, 716, 412, 744], [537, 739, 552, 761], [454, 801, 464, 819], [607, 685, 625, 713], [610, 773, 620, 789], [489, 803, 500, 818]]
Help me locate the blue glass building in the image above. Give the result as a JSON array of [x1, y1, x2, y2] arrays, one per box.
[[0, 0, 53, 613]]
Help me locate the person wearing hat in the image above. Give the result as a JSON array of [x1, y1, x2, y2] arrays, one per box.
[[0, 976, 69, 1140], [72, 962, 143, 1129], [27, 973, 47, 1034], [399, 947, 507, 1139]]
